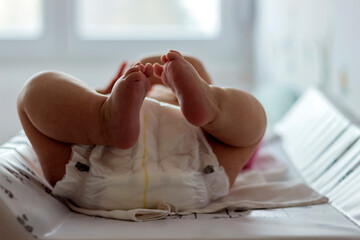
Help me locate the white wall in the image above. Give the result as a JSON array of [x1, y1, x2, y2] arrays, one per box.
[[254, 0, 360, 122], [255, 0, 334, 88], [330, 0, 360, 121]]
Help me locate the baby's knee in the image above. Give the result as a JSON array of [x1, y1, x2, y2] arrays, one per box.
[[24, 71, 59, 92], [18, 71, 58, 107], [27, 71, 60, 88]]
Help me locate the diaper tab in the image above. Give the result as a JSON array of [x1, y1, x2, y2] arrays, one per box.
[[203, 165, 215, 174], [75, 162, 90, 172]]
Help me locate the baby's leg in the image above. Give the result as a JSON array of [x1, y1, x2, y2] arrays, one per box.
[[17, 64, 153, 185], [154, 50, 267, 185]]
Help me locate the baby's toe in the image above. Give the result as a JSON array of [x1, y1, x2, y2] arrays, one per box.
[[166, 50, 183, 61], [144, 63, 153, 78], [135, 62, 145, 72], [124, 65, 141, 77], [153, 63, 164, 79], [161, 54, 169, 64]]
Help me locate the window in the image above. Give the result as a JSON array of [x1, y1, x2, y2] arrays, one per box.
[[0, 0, 43, 39], [77, 0, 220, 40], [0, 0, 251, 61]]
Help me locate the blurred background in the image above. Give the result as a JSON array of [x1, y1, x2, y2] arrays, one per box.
[[0, 0, 359, 144]]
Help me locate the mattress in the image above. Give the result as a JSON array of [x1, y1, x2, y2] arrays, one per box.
[[1, 87, 360, 240]]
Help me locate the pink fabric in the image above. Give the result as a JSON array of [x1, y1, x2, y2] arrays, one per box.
[[242, 141, 263, 170]]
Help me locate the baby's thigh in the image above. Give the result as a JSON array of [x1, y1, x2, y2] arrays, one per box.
[[204, 132, 261, 187]]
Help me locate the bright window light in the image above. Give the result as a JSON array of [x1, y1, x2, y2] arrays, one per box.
[[76, 0, 220, 40], [0, 0, 43, 39]]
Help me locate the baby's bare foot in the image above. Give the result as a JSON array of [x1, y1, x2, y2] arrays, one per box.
[[154, 50, 219, 127], [102, 63, 153, 148]]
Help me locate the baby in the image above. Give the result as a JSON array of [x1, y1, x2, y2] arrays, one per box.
[[17, 50, 266, 211]]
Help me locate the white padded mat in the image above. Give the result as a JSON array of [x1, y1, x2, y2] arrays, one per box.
[[275, 88, 360, 228]]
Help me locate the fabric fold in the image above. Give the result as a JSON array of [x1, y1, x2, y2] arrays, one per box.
[[66, 200, 173, 222]]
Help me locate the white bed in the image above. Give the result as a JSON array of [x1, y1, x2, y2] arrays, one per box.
[[1, 87, 360, 240]]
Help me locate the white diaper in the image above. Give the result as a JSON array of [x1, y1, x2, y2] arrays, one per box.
[[53, 98, 229, 212]]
